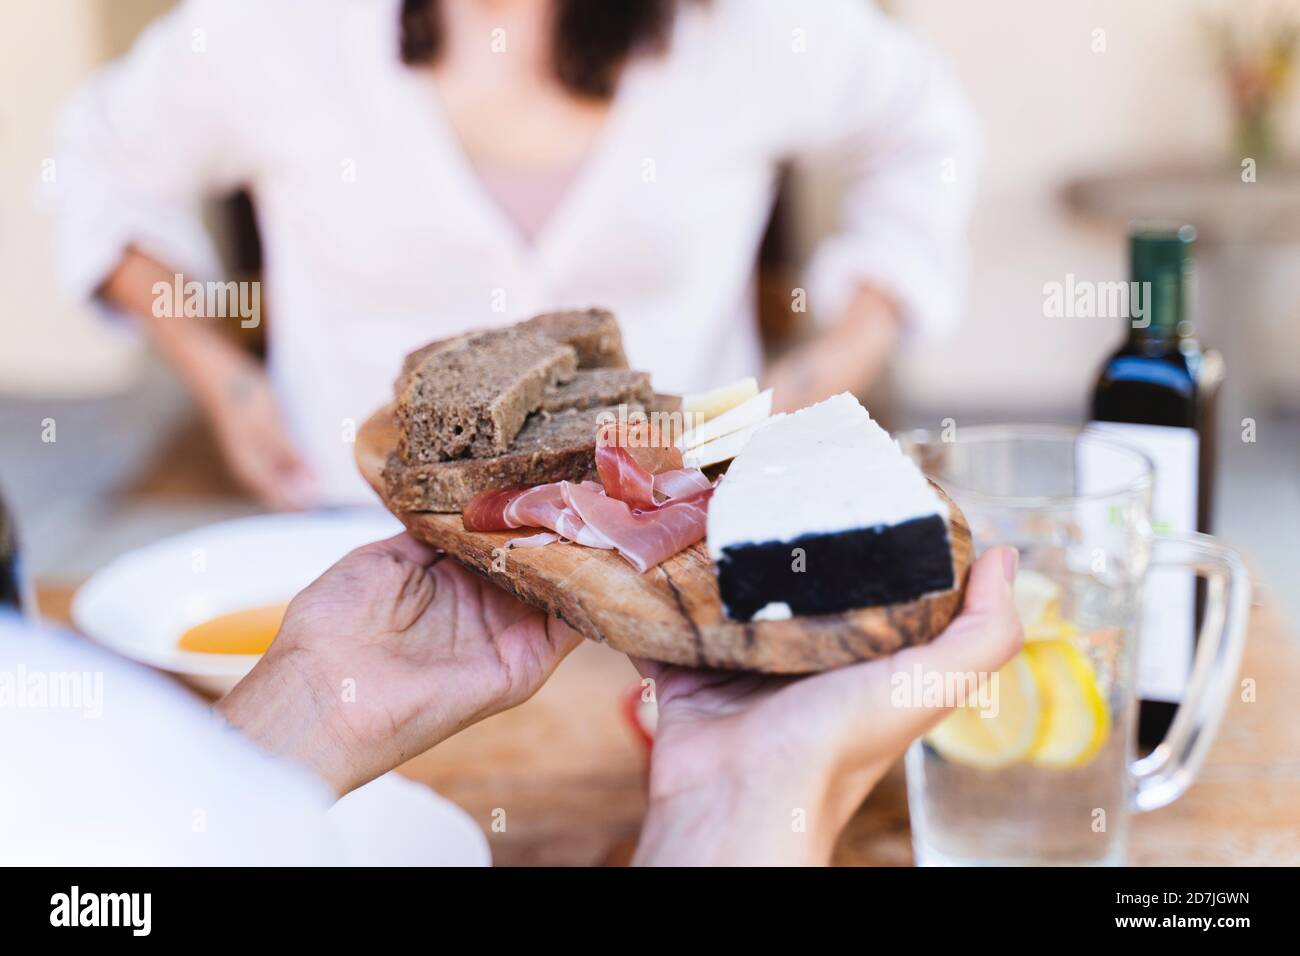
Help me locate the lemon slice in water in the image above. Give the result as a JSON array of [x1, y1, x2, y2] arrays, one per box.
[[1013, 569, 1060, 629], [1024, 639, 1110, 769], [924, 654, 1043, 769], [1013, 569, 1081, 643]]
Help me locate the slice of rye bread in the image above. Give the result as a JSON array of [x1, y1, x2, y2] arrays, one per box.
[[396, 329, 578, 463], [539, 368, 652, 414], [517, 308, 628, 369], [383, 404, 639, 512], [396, 307, 627, 391], [396, 334, 472, 393]]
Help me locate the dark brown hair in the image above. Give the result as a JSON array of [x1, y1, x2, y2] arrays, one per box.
[[399, 0, 682, 99]]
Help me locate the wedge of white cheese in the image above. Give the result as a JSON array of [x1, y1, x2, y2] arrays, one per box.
[[707, 392, 953, 622]]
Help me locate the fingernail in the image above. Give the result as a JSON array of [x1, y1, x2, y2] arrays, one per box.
[[1000, 547, 1019, 583]]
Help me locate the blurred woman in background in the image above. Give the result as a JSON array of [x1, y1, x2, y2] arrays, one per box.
[[56, 0, 977, 508]]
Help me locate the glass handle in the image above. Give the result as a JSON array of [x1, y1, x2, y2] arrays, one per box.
[[1129, 532, 1251, 813]]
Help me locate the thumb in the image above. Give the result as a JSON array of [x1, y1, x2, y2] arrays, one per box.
[[824, 547, 1024, 757], [351, 532, 441, 567], [895, 545, 1024, 679], [544, 615, 584, 655]]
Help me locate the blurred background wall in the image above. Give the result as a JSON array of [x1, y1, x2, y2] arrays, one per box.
[[790, 0, 1300, 421], [5, 0, 1298, 412], [0, 0, 171, 395], [1, 0, 1296, 612]]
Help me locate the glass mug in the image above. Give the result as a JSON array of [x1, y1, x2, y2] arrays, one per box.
[[897, 426, 1250, 866]]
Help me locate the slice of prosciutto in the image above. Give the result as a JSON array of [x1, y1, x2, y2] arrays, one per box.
[[652, 467, 712, 502], [559, 480, 712, 573], [595, 419, 715, 512], [596, 419, 682, 474], [595, 444, 657, 510], [505, 531, 561, 549], [595, 419, 684, 510], [462, 483, 610, 548], [461, 415, 713, 572]]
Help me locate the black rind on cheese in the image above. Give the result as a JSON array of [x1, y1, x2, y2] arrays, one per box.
[[716, 514, 953, 621]]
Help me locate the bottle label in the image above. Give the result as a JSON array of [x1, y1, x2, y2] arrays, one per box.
[[1087, 421, 1198, 703]]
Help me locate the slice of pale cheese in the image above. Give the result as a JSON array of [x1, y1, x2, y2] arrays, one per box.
[[682, 413, 783, 469], [678, 388, 773, 451], [681, 376, 758, 425]]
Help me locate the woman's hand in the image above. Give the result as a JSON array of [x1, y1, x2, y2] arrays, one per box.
[[632, 546, 1023, 866], [765, 285, 901, 413], [101, 248, 318, 511], [199, 357, 319, 511], [217, 533, 583, 795]]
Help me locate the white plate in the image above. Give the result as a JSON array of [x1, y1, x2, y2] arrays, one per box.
[[72, 509, 403, 695]]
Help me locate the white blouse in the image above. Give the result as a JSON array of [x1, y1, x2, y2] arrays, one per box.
[[55, 0, 977, 504]]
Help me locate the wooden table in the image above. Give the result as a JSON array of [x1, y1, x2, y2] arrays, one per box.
[[36, 583, 1300, 865]]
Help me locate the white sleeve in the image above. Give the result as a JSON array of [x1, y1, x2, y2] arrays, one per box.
[[52, 0, 256, 309], [782, 0, 981, 341], [0, 614, 490, 866]]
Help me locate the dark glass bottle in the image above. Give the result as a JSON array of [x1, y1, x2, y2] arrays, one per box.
[[1090, 225, 1216, 749], [0, 488, 25, 615]]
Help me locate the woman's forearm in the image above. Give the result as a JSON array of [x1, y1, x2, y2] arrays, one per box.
[[102, 247, 316, 509], [765, 285, 902, 413], [99, 247, 255, 411]]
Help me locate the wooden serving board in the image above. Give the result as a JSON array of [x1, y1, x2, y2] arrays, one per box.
[[357, 405, 971, 673]]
